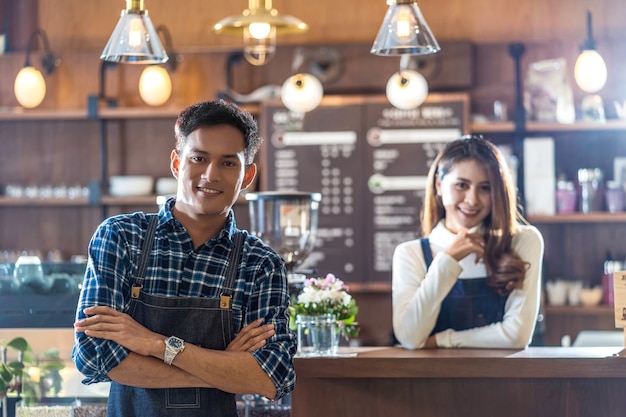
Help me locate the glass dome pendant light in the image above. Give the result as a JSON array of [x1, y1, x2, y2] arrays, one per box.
[[371, 0, 440, 56], [214, 0, 308, 66], [101, 0, 168, 64]]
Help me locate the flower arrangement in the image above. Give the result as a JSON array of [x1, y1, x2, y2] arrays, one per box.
[[289, 273, 359, 339]]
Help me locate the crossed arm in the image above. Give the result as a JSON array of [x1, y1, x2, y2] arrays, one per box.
[[74, 305, 278, 398]]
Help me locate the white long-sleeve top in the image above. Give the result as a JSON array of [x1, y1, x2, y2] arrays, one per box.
[[392, 221, 544, 349]]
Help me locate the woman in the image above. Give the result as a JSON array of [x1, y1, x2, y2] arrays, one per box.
[[392, 135, 544, 349]]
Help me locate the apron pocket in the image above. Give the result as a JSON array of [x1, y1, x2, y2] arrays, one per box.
[[166, 388, 201, 408]]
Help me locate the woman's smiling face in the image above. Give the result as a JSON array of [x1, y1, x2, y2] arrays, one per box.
[[435, 158, 492, 233]]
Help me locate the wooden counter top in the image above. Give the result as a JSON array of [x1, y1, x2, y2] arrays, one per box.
[[294, 346, 625, 379], [292, 347, 626, 417]]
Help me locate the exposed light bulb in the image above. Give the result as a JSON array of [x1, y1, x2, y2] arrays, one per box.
[[281, 73, 324, 113], [385, 69, 428, 110], [14, 66, 46, 109], [128, 17, 143, 48], [393, 9, 416, 43], [139, 65, 172, 106], [244, 26, 276, 66], [574, 49, 607, 93], [248, 22, 272, 39]]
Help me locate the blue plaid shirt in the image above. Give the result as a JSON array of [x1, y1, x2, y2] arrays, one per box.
[[72, 198, 296, 399]]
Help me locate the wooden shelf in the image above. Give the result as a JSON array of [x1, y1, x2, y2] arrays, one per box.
[[528, 212, 626, 223], [0, 197, 91, 207], [471, 119, 626, 134], [0, 104, 261, 121], [0, 195, 162, 207], [544, 305, 614, 316]]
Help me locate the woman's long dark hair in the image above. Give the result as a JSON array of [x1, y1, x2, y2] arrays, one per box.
[[421, 135, 529, 296]]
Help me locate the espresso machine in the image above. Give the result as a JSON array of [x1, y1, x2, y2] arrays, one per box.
[[245, 191, 322, 290]]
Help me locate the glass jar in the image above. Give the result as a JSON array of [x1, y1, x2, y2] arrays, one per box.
[[605, 180, 624, 213], [577, 168, 604, 213], [555, 180, 577, 213]]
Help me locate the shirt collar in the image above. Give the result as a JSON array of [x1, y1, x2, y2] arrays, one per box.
[[160, 197, 238, 243]]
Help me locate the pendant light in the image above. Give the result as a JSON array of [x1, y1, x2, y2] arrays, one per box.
[[573, 10, 607, 94], [385, 55, 428, 109], [138, 25, 181, 106], [371, 0, 440, 56], [280, 47, 337, 114], [14, 29, 60, 109], [101, 0, 168, 64], [281, 73, 324, 113], [214, 0, 308, 66]]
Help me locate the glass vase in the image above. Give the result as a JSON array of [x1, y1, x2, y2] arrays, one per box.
[[296, 314, 338, 357]]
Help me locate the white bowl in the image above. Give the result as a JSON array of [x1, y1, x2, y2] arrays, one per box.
[[155, 177, 178, 195], [109, 175, 154, 197]]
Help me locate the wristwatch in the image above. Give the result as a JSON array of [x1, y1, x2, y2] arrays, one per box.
[[164, 336, 185, 365]]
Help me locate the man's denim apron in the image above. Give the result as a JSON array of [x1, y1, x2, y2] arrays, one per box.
[[107, 215, 243, 417], [420, 238, 507, 335]]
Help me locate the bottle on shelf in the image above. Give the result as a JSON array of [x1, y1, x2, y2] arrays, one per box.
[[602, 251, 621, 306]]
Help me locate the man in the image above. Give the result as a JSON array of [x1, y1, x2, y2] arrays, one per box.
[[72, 100, 296, 416]]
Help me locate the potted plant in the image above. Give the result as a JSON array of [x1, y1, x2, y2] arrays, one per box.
[[1, 336, 65, 414]]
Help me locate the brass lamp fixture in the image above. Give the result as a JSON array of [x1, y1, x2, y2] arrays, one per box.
[[371, 0, 440, 56], [101, 0, 168, 64], [214, 0, 308, 66], [574, 10, 607, 94], [14, 29, 61, 109], [138, 25, 181, 106]]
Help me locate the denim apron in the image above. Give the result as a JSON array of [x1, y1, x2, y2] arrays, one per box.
[[107, 215, 244, 417], [420, 238, 507, 335]]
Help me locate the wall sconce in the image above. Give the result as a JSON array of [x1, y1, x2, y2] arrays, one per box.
[[574, 10, 607, 94], [214, 0, 308, 66], [14, 29, 60, 109], [138, 25, 181, 106], [281, 73, 323, 113], [280, 47, 342, 113], [101, 0, 168, 64], [371, 0, 440, 56], [385, 54, 428, 109], [87, 61, 119, 118]]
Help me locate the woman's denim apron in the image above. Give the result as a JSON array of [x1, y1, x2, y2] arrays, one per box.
[[107, 215, 244, 417], [420, 238, 507, 335]]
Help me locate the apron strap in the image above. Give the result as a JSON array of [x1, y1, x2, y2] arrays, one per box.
[[420, 237, 433, 270], [131, 214, 159, 299], [219, 232, 244, 309]]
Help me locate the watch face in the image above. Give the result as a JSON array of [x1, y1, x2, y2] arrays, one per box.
[[167, 337, 184, 350]]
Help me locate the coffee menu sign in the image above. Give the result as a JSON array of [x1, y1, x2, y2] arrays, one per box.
[[260, 94, 469, 283]]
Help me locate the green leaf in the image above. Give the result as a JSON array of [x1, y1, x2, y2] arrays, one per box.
[[8, 361, 24, 375], [0, 362, 13, 381], [7, 337, 30, 352]]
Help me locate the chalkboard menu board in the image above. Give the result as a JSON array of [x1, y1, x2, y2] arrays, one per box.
[[260, 94, 469, 283]]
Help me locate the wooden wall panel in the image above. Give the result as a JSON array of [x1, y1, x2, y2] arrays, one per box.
[[35, 0, 626, 53]]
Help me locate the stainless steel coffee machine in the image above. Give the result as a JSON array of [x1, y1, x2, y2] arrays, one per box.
[[245, 192, 322, 286]]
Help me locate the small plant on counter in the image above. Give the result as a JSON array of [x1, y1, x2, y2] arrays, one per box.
[[0, 337, 64, 405], [289, 273, 360, 339]]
